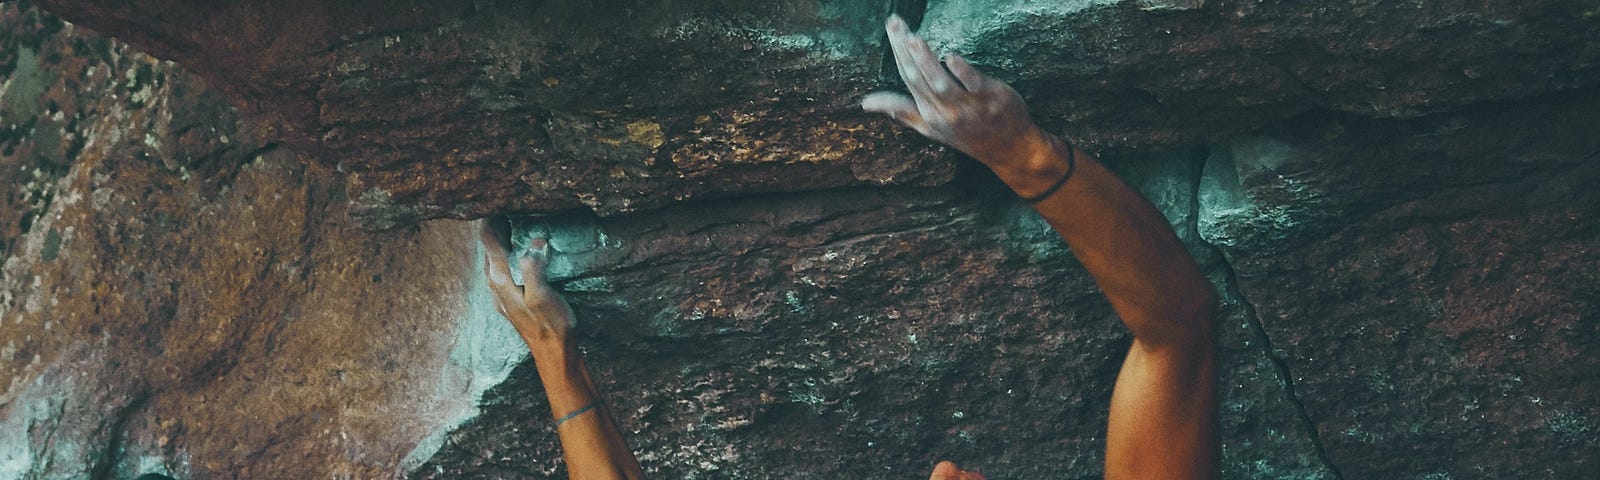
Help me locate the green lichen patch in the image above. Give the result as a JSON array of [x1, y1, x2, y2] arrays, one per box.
[[40, 227, 61, 261], [1, 46, 56, 123]]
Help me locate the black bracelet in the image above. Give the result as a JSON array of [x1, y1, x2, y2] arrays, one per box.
[[1022, 140, 1076, 204], [554, 402, 597, 427]]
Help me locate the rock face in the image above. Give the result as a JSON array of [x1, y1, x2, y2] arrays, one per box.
[[25, 0, 1600, 227], [0, 6, 526, 478], [3, 0, 1598, 479]]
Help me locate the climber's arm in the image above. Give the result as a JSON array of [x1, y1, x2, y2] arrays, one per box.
[[865, 16, 1217, 480], [528, 342, 646, 480], [1017, 139, 1219, 480], [481, 218, 646, 480]]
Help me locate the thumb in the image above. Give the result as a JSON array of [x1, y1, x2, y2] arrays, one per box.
[[862, 91, 927, 132]]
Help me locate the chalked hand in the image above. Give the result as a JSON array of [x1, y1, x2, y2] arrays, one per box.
[[863, 14, 1054, 183], [481, 216, 573, 343]]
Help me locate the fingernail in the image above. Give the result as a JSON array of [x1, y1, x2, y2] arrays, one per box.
[[888, 15, 904, 32], [527, 238, 551, 262]]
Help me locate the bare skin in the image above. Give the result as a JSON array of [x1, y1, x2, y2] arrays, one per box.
[[481, 218, 646, 480], [477, 15, 1213, 479], [865, 15, 1219, 480]]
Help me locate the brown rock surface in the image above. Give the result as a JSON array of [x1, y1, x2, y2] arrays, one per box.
[[25, 0, 1600, 227], [2, 6, 524, 477], [3, 0, 1598, 479], [1198, 93, 1600, 477]]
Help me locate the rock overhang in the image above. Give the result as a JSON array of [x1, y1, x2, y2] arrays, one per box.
[[27, 0, 1600, 229]]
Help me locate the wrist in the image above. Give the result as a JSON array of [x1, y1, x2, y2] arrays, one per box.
[[518, 321, 570, 348], [529, 342, 596, 409], [528, 338, 579, 369], [985, 129, 1074, 199]]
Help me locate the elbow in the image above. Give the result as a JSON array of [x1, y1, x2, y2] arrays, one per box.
[[1117, 272, 1220, 348], [1152, 281, 1218, 347]]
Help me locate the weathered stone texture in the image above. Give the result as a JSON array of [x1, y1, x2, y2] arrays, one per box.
[[3, 0, 1599, 479], [26, 0, 1600, 227], [1199, 90, 1600, 478], [2, 6, 524, 478], [410, 152, 1334, 479]]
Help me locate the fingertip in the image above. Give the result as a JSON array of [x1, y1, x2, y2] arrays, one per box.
[[860, 92, 920, 125], [887, 14, 905, 32], [528, 239, 551, 269], [860, 91, 894, 111]]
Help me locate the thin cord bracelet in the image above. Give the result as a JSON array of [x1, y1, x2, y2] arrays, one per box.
[[554, 402, 598, 427], [1022, 139, 1077, 204]]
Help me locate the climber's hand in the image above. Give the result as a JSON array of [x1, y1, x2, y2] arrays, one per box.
[[863, 15, 1053, 174], [481, 216, 573, 344]]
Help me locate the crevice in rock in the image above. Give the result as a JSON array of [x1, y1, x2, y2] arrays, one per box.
[[1210, 247, 1346, 480], [880, 0, 928, 81], [1187, 148, 1346, 480], [243, 142, 280, 163], [88, 390, 150, 480]]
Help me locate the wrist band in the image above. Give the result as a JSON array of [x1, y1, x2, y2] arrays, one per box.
[[1022, 139, 1077, 204], [554, 403, 597, 427]]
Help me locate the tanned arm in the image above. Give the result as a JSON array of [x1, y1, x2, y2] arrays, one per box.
[[481, 217, 647, 480], [866, 16, 1218, 480]]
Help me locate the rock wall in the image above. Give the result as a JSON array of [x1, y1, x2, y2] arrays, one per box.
[[0, 5, 526, 478], [3, 0, 1598, 479]]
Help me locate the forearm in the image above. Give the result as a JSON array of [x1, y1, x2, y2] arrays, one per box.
[[529, 341, 595, 416], [1005, 133, 1220, 478], [994, 132, 1215, 345], [529, 341, 646, 480], [864, 17, 1217, 477]]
